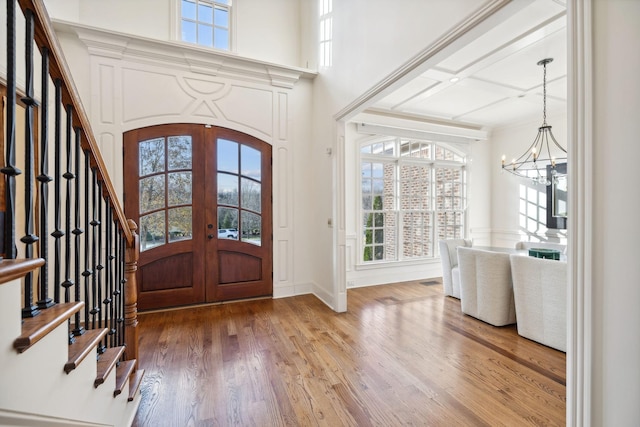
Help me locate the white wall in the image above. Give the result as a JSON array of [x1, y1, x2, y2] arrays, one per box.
[[592, 0, 640, 424], [41, 0, 320, 303], [45, 0, 305, 68], [46, 0, 172, 40], [310, 0, 490, 306], [467, 139, 492, 246]]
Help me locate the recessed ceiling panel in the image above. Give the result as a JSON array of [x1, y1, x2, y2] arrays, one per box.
[[375, 75, 440, 110], [473, 29, 567, 91], [364, 0, 567, 131], [438, 0, 566, 73], [459, 95, 565, 128], [398, 79, 510, 119]]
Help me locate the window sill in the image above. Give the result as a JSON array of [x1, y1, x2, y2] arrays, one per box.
[[355, 257, 441, 271]]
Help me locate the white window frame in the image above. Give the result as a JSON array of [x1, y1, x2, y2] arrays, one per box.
[[171, 0, 236, 52], [358, 137, 467, 265]]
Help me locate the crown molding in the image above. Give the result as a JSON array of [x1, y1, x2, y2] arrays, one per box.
[[52, 20, 317, 89]]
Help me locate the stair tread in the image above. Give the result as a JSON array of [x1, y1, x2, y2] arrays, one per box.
[[14, 302, 84, 353], [94, 346, 125, 388], [128, 369, 145, 402], [114, 359, 136, 397], [65, 328, 109, 374]]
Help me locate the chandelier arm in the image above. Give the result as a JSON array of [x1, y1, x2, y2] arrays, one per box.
[[513, 130, 543, 165], [548, 129, 568, 154], [543, 130, 554, 163]]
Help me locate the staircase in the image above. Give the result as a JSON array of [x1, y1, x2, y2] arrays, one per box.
[[0, 260, 143, 427], [1, 1, 144, 425]]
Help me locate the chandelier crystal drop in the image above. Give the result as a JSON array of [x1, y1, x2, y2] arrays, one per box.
[[501, 58, 567, 186]]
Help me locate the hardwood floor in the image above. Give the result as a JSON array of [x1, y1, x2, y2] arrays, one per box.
[[132, 279, 566, 426]]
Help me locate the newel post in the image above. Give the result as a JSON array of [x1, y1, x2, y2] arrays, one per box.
[[124, 219, 139, 364]]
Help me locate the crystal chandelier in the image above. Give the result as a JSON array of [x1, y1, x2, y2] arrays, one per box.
[[501, 58, 567, 186]]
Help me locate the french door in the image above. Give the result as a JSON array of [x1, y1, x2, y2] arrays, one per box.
[[124, 124, 272, 310]]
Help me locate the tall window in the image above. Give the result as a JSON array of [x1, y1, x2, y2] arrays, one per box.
[[319, 0, 333, 67], [181, 0, 231, 50], [361, 138, 466, 263]]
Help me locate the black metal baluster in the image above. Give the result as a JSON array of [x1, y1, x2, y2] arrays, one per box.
[[72, 128, 85, 336], [20, 8, 40, 318], [62, 105, 75, 305], [102, 203, 112, 347], [116, 232, 125, 347], [37, 47, 54, 310], [52, 79, 64, 304], [105, 203, 116, 347], [2, 0, 22, 260], [90, 168, 99, 329], [63, 106, 75, 344], [96, 182, 105, 353], [82, 150, 92, 328]]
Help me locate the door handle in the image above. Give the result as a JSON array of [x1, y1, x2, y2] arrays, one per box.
[[208, 234, 214, 239]]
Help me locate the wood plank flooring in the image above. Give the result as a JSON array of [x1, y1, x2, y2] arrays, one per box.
[[132, 279, 565, 426]]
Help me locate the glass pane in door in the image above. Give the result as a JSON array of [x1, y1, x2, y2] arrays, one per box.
[[168, 172, 192, 206], [140, 176, 165, 213], [218, 139, 238, 173], [167, 136, 192, 170], [218, 207, 238, 240], [241, 211, 261, 246], [140, 211, 166, 251], [240, 177, 260, 212], [218, 173, 238, 206], [168, 207, 192, 242], [241, 145, 261, 180], [139, 138, 165, 175]]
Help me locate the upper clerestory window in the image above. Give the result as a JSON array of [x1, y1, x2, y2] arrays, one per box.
[[319, 0, 333, 67], [181, 0, 231, 51]]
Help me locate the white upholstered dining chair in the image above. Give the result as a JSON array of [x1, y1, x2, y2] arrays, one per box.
[[438, 239, 472, 298], [457, 247, 516, 326], [510, 255, 567, 352]]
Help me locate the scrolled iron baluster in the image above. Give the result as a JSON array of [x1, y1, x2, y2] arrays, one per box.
[[37, 46, 54, 309], [61, 105, 75, 305], [104, 201, 114, 348], [72, 128, 85, 336], [96, 182, 105, 354], [2, 0, 22, 260], [90, 168, 100, 329], [82, 150, 93, 329], [20, 8, 40, 318], [52, 79, 65, 304]]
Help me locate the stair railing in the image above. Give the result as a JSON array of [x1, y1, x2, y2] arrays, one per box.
[[1, 0, 139, 364]]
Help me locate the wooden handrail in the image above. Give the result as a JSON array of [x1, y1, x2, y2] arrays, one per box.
[[4, 0, 140, 367], [0, 258, 44, 285], [16, 0, 132, 244]]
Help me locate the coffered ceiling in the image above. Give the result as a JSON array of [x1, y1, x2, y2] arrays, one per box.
[[368, 0, 567, 130]]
